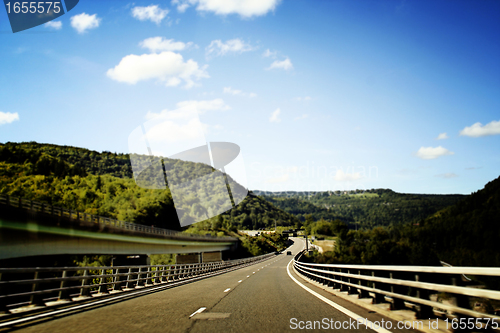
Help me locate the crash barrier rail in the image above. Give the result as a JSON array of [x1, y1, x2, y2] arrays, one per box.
[[0, 195, 236, 242], [293, 251, 500, 321], [0, 252, 275, 314]]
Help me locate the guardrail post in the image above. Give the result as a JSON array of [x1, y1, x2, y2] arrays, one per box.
[[113, 268, 123, 292], [29, 271, 43, 306], [125, 268, 134, 289], [168, 266, 175, 282], [414, 274, 434, 319], [80, 269, 91, 297], [145, 267, 153, 286], [347, 269, 357, 294], [389, 272, 405, 310], [136, 267, 144, 287], [58, 270, 70, 301], [371, 271, 385, 304], [159, 266, 166, 283], [358, 270, 369, 298], [339, 269, 348, 292], [98, 269, 109, 294]]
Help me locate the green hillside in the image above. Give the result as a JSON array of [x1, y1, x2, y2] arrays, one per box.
[[256, 189, 464, 229], [306, 176, 500, 270], [0, 142, 299, 231]]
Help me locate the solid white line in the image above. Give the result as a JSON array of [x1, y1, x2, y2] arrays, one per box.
[[224, 288, 231, 293], [286, 259, 392, 333], [190, 307, 206, 317]]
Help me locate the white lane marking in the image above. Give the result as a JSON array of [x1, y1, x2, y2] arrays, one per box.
[[190, 307, 206, 317], [224, 288, 231, 292], [0, 259, 266, 328], [238, 280, 242, 283], [286, 259, 392, 333], [247, 275, 250, 277]]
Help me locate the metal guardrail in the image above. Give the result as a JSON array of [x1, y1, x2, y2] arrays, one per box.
[[0, 252, 275, 315], [293, 251, 500, 321], [0, 195, 236, 242]]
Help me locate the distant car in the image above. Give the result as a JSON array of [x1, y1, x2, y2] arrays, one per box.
[[286, 251, 292, 255]]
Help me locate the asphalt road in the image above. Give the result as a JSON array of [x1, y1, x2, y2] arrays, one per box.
[[11, 239, 421, 333]]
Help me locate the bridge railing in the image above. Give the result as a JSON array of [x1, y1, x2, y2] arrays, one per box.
[[0, 252, 275, 314], [293, 251, 500, 321], [0, 195, 235, 242]]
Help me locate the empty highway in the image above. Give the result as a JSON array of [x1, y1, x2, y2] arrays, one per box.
[[10, 239, 420, 333]]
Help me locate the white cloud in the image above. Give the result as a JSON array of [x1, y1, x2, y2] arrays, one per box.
[[0, 111, 19, 125], [262, 49, 277, 58], [171, 0, 281, 18], [334, 170, 362, 181], [436, 132, 448, 140], [266, 57, 293, 70], [131, 5, 169, 25], [294, 114, 308, 121], [435, 173, 458, 179], [45, 21, 62, 30], [223, 87, 256, 98], [206, 39, 254, 57], [415, 146, 454, 160], [70, 13, 100, 34], [171, 0, 191, 13], [142, 99, 229, 146], [140, 37, 194, 53], [269, 108, 281, 123], [146, 99, 230, 120], [460, 120, 500, 137], [293, 96, 311, 102], [107, 51, 209, 89]]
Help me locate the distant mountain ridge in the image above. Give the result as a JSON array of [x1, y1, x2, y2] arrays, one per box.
[[255, 188, 465, 228]]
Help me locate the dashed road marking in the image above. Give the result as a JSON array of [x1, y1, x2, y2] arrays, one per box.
[[190, 307, 206, 318]]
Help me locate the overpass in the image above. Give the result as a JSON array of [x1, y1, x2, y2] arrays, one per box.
[[0, 195, 237, 260], [1, 238, 499, 332]]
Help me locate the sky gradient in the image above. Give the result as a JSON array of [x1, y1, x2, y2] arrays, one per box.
[[1, 0, 499, 194]]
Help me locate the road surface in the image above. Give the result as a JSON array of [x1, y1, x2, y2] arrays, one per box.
[[10, 238, 420, 333]]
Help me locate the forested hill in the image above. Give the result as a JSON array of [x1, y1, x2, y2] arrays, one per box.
[[416, 175, 500, 267], [256, 189, 465, 229], [0, 142, 299, 230], [304, 176, 500, 274]]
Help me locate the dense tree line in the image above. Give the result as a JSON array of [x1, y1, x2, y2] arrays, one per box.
[[305, 176, 500, 271], [259, 189, 464, 229]]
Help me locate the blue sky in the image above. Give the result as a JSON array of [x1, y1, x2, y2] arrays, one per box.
[[0, 0, 499, 194]]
